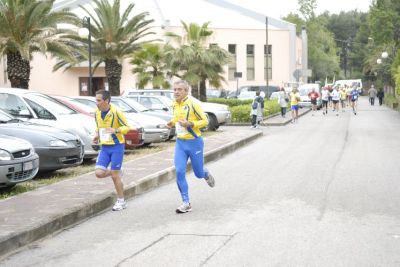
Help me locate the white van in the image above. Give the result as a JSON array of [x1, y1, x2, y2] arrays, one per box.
[[298, 83, 321, 108], [334, 79, 363, 94]]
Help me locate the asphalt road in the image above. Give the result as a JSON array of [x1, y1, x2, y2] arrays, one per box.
[[2, 97, 400, 267]]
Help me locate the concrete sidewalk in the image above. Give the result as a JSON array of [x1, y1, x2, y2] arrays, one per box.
[[227, 107, 311, 127], [263, 107, 311, 126], [0, 127, 263, 259]]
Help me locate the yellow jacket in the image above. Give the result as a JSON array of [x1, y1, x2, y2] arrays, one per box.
[[95, 104, 130, 145], [170, 96, 208, 139]]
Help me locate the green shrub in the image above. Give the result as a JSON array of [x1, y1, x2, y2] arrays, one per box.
[[206, 98, 280, 122], [230, 100, 280, 122], [207, 98, 252, 107], [385, 95, 400, 110]]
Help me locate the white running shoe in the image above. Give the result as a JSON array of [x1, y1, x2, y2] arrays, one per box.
[[205, 171, 215, 187], [112, 200, 127, 211], [176, 203, 192, 214]]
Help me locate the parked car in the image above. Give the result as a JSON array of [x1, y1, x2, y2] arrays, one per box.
[[50, 95, 144, 149], [226, 90, 239, 99], [237, 85, 280, 100], [112, 97, 175, 140], [298, 83, 322, 108], [126, 94, 172, 113], [206, 89, 227, 99], [72, 96, 170, 145], [123, 88, 174, 99], [50, 95, 95, 117], [269, 91, 280, 100], [126, 90, 231, 131], [0, 88, 99, 159], [0, 134, 39, 188], [0, 110, 84, 171]]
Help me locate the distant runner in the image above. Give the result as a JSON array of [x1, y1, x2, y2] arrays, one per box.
[[350, 87, 360, 115]]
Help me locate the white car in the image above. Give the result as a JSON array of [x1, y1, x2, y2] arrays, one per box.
[[0, 88, 98, 159], [125, 89, 231, 131], [0, 134, 39, 188]]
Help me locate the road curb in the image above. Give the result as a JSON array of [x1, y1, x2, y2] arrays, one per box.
[[0, 130, 263, 259]]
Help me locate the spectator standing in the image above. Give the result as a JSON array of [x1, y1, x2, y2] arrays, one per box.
[[277, 87, 289, 117], [368, 85, 378, 106], [307, 88, 320, 116], [166, 80, 215, 214], [93, 90, 131, 211], [250, 91, 264, 128], [377, 89, 385, 106]]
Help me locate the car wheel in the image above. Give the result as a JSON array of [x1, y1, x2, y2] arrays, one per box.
[[206, 113, 218, 131]]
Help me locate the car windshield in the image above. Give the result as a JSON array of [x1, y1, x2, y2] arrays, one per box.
[[160, 96, 173, 106], [122, 98, 149, 112], [26, 94, 76, 115], [207, 90, 221, 97], [299, 88, 310, 96], [0, 109, 13, 122], [111, 99, 134, 112]]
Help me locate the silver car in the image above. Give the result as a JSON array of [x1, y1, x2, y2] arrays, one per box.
[[0, 88, 99, 159], [0, 134, 39, 188], [126, 91, 231, 131]]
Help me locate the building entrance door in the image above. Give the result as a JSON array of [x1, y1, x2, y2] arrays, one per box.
[[79, 77, 108, 96]]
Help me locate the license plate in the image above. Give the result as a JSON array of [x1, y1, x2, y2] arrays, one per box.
[[126, 140, 132, 145], [23, 161, 33, 171]]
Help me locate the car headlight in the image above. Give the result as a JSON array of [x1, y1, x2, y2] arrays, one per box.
[[0, 149, 12, 161], [49, 140, 69, 147], [156, 124, 167, 129]]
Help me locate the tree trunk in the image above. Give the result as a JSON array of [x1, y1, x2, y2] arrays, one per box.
[[191, 83, 200, 99], [199, 79, 207, 101], [7, 52, 30, 89], [105, 59, 122, 96]]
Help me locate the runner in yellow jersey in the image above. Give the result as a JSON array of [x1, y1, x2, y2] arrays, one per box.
[[166, 80, 215, 214]]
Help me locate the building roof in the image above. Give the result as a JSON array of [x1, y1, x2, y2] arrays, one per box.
[[53, 0, 295, 30]]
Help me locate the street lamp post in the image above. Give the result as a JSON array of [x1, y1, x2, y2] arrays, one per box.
[[265, 16, 269, 89], [78, 16, 92, 95], [376, 50, 394, 95]]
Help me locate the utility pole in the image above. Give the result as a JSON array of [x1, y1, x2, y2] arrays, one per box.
[[265, 16, 269, 88]]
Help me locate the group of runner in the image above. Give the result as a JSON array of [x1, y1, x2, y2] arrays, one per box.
[[309, 85, 360, 116]]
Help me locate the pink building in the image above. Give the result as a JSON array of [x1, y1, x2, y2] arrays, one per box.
[[0, 0, 307, 96]]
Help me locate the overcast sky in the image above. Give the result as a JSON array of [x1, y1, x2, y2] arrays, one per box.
[[235, 0, 373, 19]]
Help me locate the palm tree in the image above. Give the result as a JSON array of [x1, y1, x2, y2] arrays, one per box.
[[0, 0, 79, 89], [58, 0, 154, 96], [130, 43, 171, 89], [165, 21, 231, 101]]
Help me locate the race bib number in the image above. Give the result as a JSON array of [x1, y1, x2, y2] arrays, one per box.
[[99, 128, 112, 142], [176, 123, 188, 135]]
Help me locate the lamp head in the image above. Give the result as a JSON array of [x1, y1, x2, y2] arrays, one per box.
[[78, 28, 89, 38]]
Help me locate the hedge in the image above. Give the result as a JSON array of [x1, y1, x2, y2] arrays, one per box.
[[207, 98, 280, 122]]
